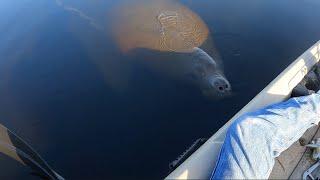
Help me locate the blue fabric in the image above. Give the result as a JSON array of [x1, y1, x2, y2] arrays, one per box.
[[211, 93, 320, 179]]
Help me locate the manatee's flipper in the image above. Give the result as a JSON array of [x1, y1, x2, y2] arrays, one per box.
[[0, 124, 64, 180]]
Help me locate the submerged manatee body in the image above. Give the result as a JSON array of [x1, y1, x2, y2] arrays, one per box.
[[111, 0, 209, 53], [132, 47, 231, 99], [111, 0, 231, 99]]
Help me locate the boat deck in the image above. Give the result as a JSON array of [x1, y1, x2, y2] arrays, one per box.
[[270, 125, 320, 179]]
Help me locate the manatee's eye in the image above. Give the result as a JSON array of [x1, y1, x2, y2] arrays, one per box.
[[218, 86, 223, 91]]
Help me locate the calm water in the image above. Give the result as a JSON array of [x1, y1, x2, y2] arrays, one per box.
[[0, 0, 320, 179]]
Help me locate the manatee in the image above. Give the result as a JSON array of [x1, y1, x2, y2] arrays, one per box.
[[110, 0, 231, 98], [188, 47, 231, 98], [131, 47, 231, 99]]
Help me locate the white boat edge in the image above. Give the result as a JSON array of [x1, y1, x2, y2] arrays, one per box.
[[165, 40, 320, 179]]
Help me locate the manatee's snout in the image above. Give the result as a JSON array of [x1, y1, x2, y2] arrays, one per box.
[[202, 75, 232, 99], [210, 76, 231, 93]]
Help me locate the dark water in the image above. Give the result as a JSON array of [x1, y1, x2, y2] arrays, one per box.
[[0, 0, 320, 179]]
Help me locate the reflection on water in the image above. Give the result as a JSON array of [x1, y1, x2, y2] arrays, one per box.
[[0, 0, 320, 179], [54, 0, 103, 30]]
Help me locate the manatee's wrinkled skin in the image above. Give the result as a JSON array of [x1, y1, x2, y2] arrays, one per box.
[[189, 47, 231, 99], [131, 47, 231, 99]]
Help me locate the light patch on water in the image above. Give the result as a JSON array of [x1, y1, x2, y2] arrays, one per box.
[[54, 0, 103, 31]]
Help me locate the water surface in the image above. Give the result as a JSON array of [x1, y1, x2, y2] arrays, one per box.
[[0, 0, 320, 179]]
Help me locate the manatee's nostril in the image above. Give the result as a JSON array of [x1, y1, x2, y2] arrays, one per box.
[[225, 84, 229, 89]]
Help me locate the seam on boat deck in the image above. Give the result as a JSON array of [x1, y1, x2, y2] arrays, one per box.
[[269, 125, 320, 179], [288, 126, 320, 178]]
